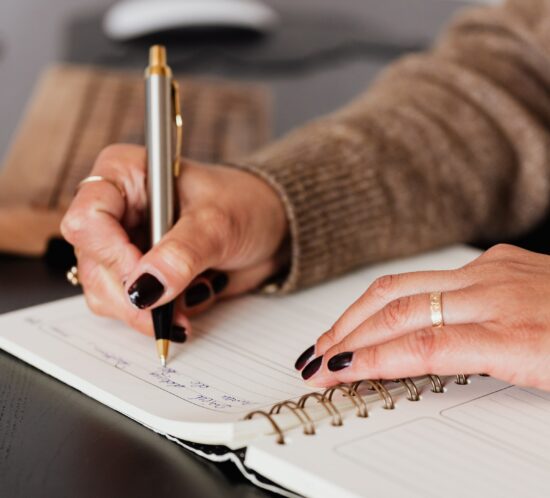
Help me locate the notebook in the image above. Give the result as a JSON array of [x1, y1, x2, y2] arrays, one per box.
[[1, 245, 549, 497]]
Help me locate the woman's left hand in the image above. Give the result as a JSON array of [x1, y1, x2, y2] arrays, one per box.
[[296, 244, 550, 391]]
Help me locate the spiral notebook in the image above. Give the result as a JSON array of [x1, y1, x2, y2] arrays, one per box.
[[1, 245, 549, 498]]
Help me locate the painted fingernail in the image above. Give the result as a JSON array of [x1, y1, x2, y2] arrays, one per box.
[[185, 283, 211, 307], [211, 272, 229, 294], [328, 352, 353, 372], [171, 325, 187, 343], [302, 356, 323, 380], [294, 345, 315, 370], [128, 273, 164, 309]]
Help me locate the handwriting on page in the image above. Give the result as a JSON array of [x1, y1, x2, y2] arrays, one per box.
[[26, 296, 319, 413]]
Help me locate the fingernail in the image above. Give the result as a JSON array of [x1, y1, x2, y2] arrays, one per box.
[[185, 282, 211, 307], [302, 356, 323, 380], [211, 272, 229, 294], [171, 325, 187, 343], [294, 345, 315, 370], [328, 352, 353, 372], [128, 273, 165, 309]]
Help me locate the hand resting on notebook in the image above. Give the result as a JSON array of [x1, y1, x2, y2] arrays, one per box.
[[61, 144, 289, 338], [298, 244, 550, 391]]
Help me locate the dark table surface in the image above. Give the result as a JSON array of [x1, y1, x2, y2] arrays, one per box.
[[2, 1, 540, 497]]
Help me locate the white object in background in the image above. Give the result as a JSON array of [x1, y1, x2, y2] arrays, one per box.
[[103, 0, 280, 41], [443, 0, 502, 3]]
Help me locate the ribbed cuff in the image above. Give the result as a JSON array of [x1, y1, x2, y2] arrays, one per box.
[[229, 119, 393, 293]]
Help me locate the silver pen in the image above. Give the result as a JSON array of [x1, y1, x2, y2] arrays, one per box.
[[145, 45, 183, 366]]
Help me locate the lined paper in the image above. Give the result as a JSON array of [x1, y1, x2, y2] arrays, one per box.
[[441, 386, 550, 463], [336, 418, 550, 497], [0, 245, 481, 443], [21, 296, 322, 415]]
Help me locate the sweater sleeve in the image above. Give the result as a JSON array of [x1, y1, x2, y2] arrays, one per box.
[[231, 0, 550, 293]]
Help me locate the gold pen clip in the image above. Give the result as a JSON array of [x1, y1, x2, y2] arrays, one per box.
[[171, 80, 183, 177]]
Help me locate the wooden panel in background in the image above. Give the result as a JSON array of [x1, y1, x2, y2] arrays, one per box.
[[0, 64, 271, 255]]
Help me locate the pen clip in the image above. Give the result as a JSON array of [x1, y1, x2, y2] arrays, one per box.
[[171, 80, 183, 178]]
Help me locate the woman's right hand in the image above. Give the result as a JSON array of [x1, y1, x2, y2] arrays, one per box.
[[61, 144, 289, 339]]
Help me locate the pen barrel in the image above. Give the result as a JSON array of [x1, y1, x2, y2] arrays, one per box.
[[145, 73, 174, 245]]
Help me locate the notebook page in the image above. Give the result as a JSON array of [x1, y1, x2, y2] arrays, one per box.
[[441, 386, 550, 464], [246, 376, 550, 498], [0, 296, 319, 441], [0, 245, 480, 444]]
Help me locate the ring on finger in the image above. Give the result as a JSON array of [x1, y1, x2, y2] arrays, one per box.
[[76, 175, 126, 199], [429, 291, 444, 328]]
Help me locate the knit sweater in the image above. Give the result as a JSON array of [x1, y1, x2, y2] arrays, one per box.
[[236, 0, 550, 293]]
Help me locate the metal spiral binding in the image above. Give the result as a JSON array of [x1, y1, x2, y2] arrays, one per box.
[[269, 401, 315, 435], [427, 374, 444, 393], [324, 385, 369, 418], [244, 410, 285, 445], [243, 375, 455, 444], [455, 374, 469, 385], [393, 378, 420, 401], [298, 392, 343, 427], [350, 380, 394, 410]]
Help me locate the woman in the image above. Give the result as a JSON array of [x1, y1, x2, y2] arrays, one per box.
[[61, 0, 550, 391]]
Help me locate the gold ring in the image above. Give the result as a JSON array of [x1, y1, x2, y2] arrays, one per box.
[[430, 291, 443, 328], [76, 176, 126, 198], [66, 265, 80, 286]]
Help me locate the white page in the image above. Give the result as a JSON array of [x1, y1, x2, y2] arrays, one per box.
[[0, 245, 480, 445], [246, 377, 550, 498]]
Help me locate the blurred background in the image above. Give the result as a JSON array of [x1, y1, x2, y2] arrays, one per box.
[[0, 0, 499, 160]]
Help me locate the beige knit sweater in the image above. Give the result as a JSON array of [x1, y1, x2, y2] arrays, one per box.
[[237, 0, 550, 293]]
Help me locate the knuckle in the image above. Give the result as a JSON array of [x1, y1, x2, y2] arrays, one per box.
[[369, 274, 398, 300], [356, 346, 380, 373], [381, 296, 411, 329], [60, 210, 87, 243], [316, 327, 339, 352], [160, 238, 200, 281], [198, 206, 237, 256], [408, 328, 439, 368], [98, 143, 126, 158], [97, 143, 133, 164], [485, 243, 516, 259], [197, 205, 230, 230], [96, 246, 125, 274], [95, 144, 145, 176]]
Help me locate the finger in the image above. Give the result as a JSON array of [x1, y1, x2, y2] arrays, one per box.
[[304, 324, 499, 387], [179, 258, 280, 317], [61, 144, 146, 280], [124, 207, 230, 310], [78, 256, 190, 337], [319, 287, 487, 362], [315, 268, 473, 356], [221, 258, 283, 297]]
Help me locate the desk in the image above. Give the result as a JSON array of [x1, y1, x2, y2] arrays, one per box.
[[0, 1, 493, 497]]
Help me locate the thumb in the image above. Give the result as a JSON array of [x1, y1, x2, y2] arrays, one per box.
[[124, 208, 229, 310]]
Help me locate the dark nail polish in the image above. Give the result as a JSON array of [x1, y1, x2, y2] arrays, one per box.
[[294, 345, 315, 370], [185, 282, 211, 307], [302, 356, 323, 380], [171, 325, 187, 343], [128, 273, 165, 309], [328, 352, 353, 372], [211, 272, 229, 294]]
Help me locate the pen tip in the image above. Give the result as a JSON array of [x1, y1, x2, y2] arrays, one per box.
[[160, 356, 166, 367]]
